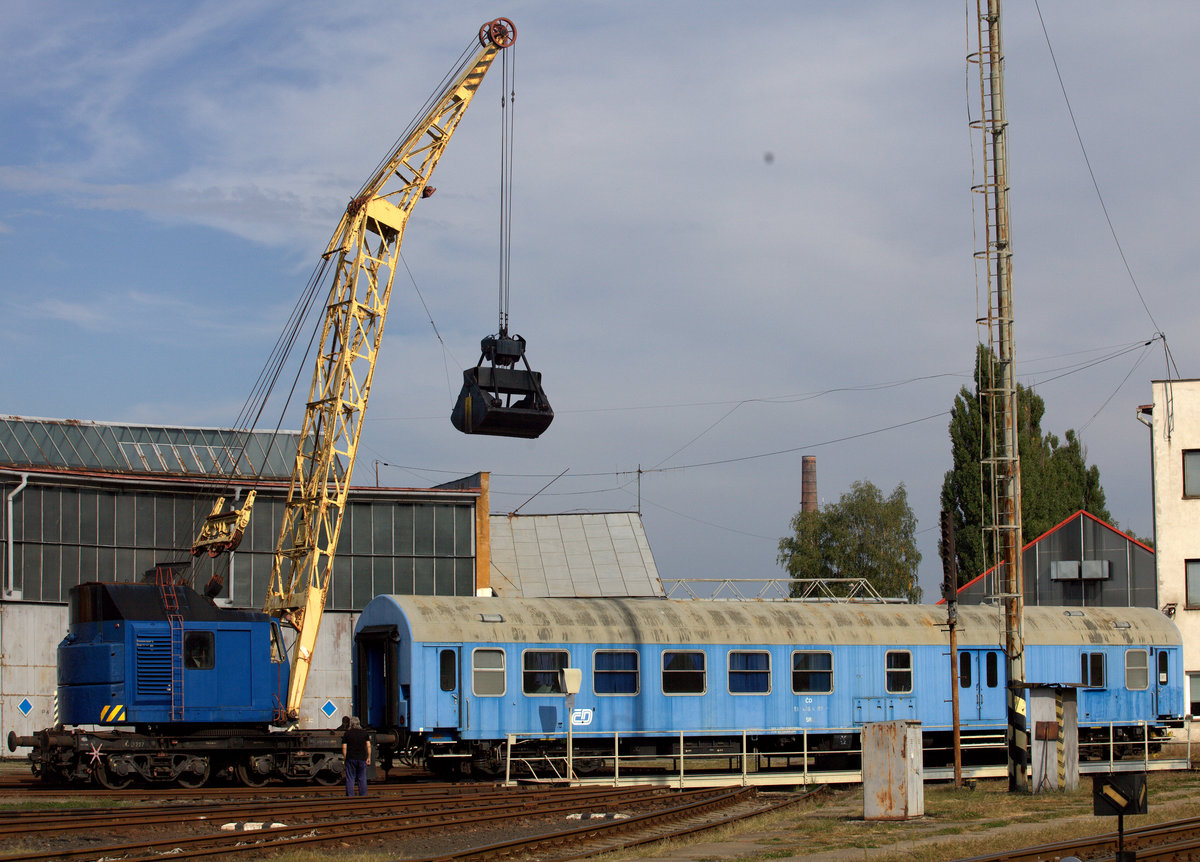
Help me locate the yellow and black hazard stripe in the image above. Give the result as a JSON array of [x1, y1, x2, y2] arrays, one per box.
[[99, 704, 126, 723]]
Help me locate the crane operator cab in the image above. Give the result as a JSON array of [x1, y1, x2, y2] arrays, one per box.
[[451, 332, 553, 438]]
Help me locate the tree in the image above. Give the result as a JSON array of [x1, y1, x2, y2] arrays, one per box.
[[940, 346, 1113, 585], [778, 479, 922, 602]]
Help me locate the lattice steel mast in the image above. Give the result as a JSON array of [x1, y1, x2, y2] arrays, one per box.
[[969, 0, 1027, 791]]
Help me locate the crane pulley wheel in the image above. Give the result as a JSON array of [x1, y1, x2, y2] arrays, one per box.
[[480, 17, 517, 49]]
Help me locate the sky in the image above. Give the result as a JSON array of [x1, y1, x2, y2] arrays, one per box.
[[2, 1, 1197, 601]]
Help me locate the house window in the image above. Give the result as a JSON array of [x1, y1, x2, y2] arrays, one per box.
[[1185, 450, 1200, 498], [792, 651, 833, 694], [523, 649, 568, 695], [1187, 560, 1200, 609], [1190, 673, 1200, 717], [886, 650, 912, 694], [594, 650, 639, 695], [728, 651, 771, 694], [1081, 652, 1106, 688], [662, 651, 706, 695], [1125, 649, 1149, 691], [472, 648, 505, 696]]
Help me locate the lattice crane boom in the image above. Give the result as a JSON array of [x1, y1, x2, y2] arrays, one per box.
[[263, 18, 516, 721]]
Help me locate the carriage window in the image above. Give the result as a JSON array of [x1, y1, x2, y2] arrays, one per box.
[[1159, 651, 1170, 686], [729, 651, 770, 694], [886, 651, 912, 693], [662, 651, 706, 695], [1125, 649, 1149, 691], [523, 649, 568, 695], [986, 652, 999, 687], [792, 651, 833, 694], [439, 649, 456, 692], [959, 652, 972, 688], [594, 650, 639, 695], [472, 648, 505, 696], [1081, 652, 1106, 688], [184, 631, 214, 670]]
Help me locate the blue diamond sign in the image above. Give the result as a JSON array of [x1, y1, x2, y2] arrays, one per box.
[[17, 698, 32, 716], [321, 700, 337, 718]]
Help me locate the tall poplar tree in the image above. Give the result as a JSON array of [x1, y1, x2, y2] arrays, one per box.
[[940, 346, 1112, 585]]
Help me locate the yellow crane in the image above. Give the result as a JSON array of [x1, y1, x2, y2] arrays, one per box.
[[261, 18, 517, 722]]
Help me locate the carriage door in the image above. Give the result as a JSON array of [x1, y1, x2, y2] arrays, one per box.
[[429, 646, 462, 729], [1152, 648, 1169, 718], [355, 625, 400, 729], [958, 649, 1005, 722]]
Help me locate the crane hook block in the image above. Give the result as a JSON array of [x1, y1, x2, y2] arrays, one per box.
[[452, 333, 553, 439], [480, 18, 517, 49]]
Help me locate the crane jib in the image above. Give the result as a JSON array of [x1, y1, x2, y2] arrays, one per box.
[[263, 18, 521, 722]]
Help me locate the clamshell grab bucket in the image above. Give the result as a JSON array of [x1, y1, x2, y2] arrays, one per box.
[[452, 365, 553, 438]]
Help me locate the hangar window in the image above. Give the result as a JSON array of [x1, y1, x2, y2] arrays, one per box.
[[523, 649, 569, 695], [1125, 649, 1149, 691], [183, 631, 214, 670], [792, 651, 833, 694], [662, 651, 706, 695], [594, 650, 639, 695], [885, 651, 912, 694], [472, 648, 505, 696], [1081, 652, 1106, 688], [729, 651, 771, 694]]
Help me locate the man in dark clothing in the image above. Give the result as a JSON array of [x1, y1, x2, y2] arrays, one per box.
[[341, 716, 371, 796]]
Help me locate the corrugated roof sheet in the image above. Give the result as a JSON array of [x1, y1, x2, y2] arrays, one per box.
[[0, 415, 302, 480], [487, 512, 664, 598]]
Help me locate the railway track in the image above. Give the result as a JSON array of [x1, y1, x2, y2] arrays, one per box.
[[407, 785, 822, 861], [952, 813, 1200, 862], [0, 768, 437, 798], [0, 783, 816, 861]]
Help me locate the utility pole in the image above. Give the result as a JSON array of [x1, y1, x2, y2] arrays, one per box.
[[969, 0, 1027, 792], [941, 511, 962, 788]]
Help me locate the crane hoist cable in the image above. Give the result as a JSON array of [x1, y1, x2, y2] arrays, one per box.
[[451, 37, 554, 439], [498, 41, 516, 338]]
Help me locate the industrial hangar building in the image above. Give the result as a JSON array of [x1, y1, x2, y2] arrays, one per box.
[[0, 415, 663, 749]]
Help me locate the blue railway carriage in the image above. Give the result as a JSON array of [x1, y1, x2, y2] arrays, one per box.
[[353, 596, 1183, 777]]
